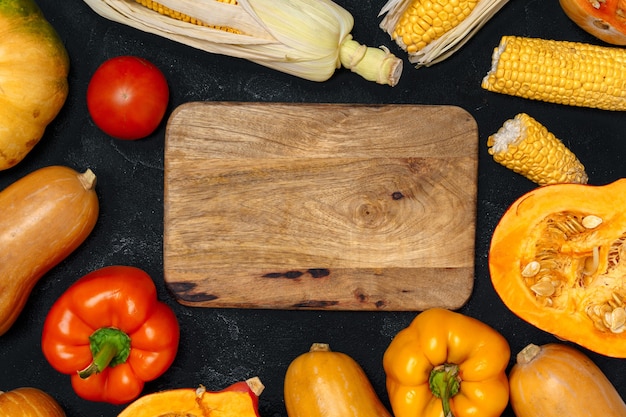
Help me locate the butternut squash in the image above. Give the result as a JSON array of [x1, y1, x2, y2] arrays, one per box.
[[509, 343, 626, 417], [284, 343, 392, 417], [0, 165, 99, 336], [0, 387, 66, 417]]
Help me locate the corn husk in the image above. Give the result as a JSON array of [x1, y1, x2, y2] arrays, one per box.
[[379, 0, 511, 68], [82, 0, 403, 85]]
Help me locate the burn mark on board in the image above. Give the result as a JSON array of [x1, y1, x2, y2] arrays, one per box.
[[292, 300, 339, 308], [167, 281, 219, 302], [262, 268, 330, 280], [355, 290, 368, 302], [178, 292, 219, 302], [354, 288, 387, 309], [167, 281, 196, 292]]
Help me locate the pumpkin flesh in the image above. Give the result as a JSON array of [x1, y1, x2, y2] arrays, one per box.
[[0, 0, 70, 170], [489, 179, 626, 357], [117, 379, 264, 417], [559, 0, 626, 45]]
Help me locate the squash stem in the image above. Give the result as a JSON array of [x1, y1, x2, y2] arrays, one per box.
[[429, 364, 461, 417], [77, 327, 131, 379], [516, 343, 542, 365]]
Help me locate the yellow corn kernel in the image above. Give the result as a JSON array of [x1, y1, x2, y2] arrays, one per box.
[[487, 113, 588, 186], [392, 0, 479, 53], [135, 0, 241, 33], [482, 36, 626, 111]]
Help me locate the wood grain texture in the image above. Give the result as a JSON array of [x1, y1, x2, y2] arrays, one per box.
[[164, 102, 477, 310]]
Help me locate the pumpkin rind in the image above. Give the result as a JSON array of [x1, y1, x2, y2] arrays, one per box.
[[509, 343, 626, 417], [0, 0, 70, 170], [0, 387, 66, 417], [559, 0, 626, 45], [489, 179, 626, 358]]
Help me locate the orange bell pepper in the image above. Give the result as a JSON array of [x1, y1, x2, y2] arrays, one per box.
[[41, 266, 180, 404], [383, 308, 510, 417]]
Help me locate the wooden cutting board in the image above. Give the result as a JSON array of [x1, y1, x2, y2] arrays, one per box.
[[164, 102, 477, 311]]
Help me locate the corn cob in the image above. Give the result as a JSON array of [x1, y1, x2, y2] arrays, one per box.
[[136, 0, 241, 33], [379, 0, 511, 67], [482, 36, 626, 111], [487, 113, 588, 186], [82, 0, 403, 86]]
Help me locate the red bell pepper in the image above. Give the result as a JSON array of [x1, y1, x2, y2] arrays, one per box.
[[41, 265, 180, 404]]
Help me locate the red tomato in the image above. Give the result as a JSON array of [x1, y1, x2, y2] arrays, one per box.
[[87, 56, 169, 140]]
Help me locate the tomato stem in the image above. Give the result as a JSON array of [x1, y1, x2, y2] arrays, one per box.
[[77, 327, 131, 379], [429, 364, 461, 417]]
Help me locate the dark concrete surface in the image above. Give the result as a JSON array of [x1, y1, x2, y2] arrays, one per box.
[[1, 1, 625, 416]]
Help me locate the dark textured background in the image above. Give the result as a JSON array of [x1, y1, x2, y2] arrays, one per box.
[[1, 1, 625, 416]]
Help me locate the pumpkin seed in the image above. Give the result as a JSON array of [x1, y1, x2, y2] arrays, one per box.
[[586, 300, 626, 333], [589, 313, 608, 332], [582, 246, 600, 276], [553, 213, 587, 237], [522, 261, 541, 277], [530, 280, 555, 297], [587, 303, 612, 332], [582, 215, 602, 229], [609, 307, 626, 333], [609, 297, 622, 309]]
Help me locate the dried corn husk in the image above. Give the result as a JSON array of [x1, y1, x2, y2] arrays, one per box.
[[82, 0, 403, 85], [379, 0, 511, 68]]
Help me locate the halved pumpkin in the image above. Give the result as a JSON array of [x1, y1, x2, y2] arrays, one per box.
[[489, 179, 626, 358], [559, 0, 626, 45]]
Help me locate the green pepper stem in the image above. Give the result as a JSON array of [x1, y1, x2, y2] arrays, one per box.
[[77, 327, 131, 379], [429, 364, 461, 417]]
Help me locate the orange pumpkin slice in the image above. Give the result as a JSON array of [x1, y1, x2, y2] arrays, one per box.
[[559, 0, 626, 45], [489, 179, 626, 357], [117, 378, 264, 417]]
